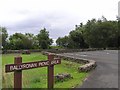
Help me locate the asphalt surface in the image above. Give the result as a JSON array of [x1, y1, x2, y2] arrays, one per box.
[[59, 50, 118, 88]]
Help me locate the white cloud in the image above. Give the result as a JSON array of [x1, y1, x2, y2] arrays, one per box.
[[0, 0, 119, 39]]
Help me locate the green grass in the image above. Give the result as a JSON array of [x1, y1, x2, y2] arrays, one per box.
[[2, 52, 88, 88]]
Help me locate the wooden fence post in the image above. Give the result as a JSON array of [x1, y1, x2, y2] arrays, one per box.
[[48, 54, 54, 89], [14, 56, 22, 90]]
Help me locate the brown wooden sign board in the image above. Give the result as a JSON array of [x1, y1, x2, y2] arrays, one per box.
[[5, 58, 61, 72], [5, 54, 61, 90]]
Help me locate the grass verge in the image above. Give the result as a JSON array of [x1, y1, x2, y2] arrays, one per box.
[[2, 52, 88, 88]]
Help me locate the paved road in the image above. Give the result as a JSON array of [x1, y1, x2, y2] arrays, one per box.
[[59, 50, 118, 88]]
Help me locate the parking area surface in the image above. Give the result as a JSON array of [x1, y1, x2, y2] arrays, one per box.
[[59, 50, 118, 88]]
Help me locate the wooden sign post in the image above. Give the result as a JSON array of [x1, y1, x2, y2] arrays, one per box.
[[5, 54, 61, 90], [14, 57, 22, 89], [48, 54, 54, 89]]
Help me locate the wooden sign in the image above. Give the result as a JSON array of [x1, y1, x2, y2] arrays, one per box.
[[5, 58, 61, 72], [5, 54, 61, 90]]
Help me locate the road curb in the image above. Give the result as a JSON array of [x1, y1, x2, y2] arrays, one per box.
[[42, 51, 97, 72]]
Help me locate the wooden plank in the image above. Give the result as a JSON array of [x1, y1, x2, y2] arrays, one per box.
[[5, 58, 61, 72]]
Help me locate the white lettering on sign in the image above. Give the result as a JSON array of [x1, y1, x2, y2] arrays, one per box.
[[51, 60, 59, 65], [10, 63, 37, 71], [10, 66, 18, 71], [38, 61, 49, 66]]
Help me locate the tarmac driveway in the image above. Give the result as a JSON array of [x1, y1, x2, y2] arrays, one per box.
[[59, 50, 118, 88]]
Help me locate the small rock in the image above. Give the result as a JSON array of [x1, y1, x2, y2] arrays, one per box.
[[22, 50, 31, 54], [54, 73, 73, 83]]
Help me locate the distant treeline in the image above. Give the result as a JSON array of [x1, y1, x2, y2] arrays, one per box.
[[1, 28, 53, 50], [56, 17, 119, 49], [0, 16, 119, 50]]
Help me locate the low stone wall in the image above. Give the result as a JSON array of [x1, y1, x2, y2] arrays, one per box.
[[45, 48, 104, 54], [78, 60, 97, 72], [2, 48, 104, 54], [2, 49, 42, 54], [2, 47, 118, 54], [42, 51, 97, 72]]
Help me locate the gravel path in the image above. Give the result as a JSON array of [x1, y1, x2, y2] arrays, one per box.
[[59, 50, 118, 88]]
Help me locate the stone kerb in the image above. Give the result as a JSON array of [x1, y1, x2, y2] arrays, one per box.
[[42, 51, 97, 72], [78, 60, 96, 72], [45, 48, 104, 54]]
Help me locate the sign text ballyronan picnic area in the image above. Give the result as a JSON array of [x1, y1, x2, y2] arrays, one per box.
[[5, 58, 61, 72]]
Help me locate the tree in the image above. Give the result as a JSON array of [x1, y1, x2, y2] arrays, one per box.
[[56, 37, 61, 46], [37, 28, 53, 49], [9, 33, 24, 49], [83, 18, 118, 48], [0, 27, 8, 49], [25, 33, 39, 49], [118, 19, 120, 48], [56, 17, 118, 49], [69, 27, 88, 48], [9, 33, 35, 49], [56, 28, 88, 49], [56, 36, 69, 48], [106, 21, 118, 47]]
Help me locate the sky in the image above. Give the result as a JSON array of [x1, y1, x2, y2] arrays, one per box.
[[0, 0, 119, 42], [118, 1, 120, 18]]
